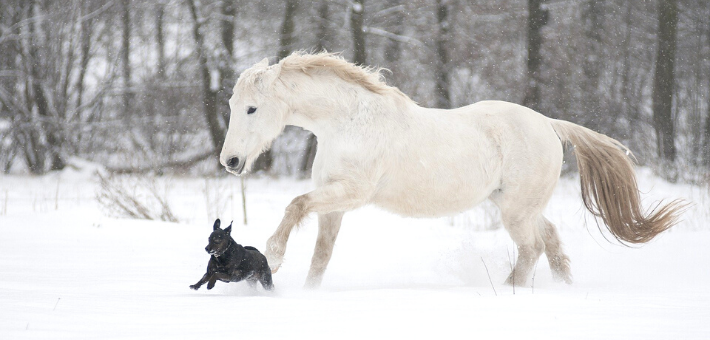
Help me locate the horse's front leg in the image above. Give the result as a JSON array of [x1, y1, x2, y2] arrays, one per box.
[[305, 211, 344, 288], [265, 181, 371, 277]]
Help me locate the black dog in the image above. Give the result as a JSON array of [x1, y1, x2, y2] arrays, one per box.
[[190, 219, 274, 291]]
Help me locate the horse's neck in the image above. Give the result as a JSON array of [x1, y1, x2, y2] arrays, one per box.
[[282, 72, 411, 138]]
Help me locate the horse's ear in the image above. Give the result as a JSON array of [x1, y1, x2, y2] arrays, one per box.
[[258, 63, 281, 89], [213, 219, 221, 230], [255, 57, 269, 68]]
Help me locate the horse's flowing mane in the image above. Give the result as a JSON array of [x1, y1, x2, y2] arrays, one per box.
[[279, 52, 412, 101]]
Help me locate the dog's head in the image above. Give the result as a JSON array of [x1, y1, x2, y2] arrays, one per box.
[[205, 219, 233, 257]]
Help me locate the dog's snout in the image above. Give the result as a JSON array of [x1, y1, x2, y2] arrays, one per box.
[[205, 246, 210, 253], [226, 157, 239, 169]]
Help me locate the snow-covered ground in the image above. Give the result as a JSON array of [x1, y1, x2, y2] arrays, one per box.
[[1, 165, 709, 339]]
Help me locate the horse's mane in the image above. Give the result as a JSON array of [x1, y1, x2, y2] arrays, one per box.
[[278, 52, 413, 102]]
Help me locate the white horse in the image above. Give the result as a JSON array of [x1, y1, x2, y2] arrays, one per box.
[[220, 52, 685, 288]]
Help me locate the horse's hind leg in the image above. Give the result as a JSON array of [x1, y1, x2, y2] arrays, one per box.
[[305, 211, 344, 289], [491, 177, 559, 286], [497, 210, 546, 286], [541, 216, 572, 284]]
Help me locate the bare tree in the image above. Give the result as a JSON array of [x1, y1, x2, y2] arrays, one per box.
[[120, 0, 132, 118], [522, 0, 548, 112], [383, 0, 404, 83], [75, 0, 95, 116], [351, 0, 367, 65], [652, 0, 679, 165], [186, 0, 223, 154], [155, 1, 166, 80], [218, 0, 237, 134], [704, 19, 710, 169], [434, 0, 451, 109], [278, 0, 298, 60], [579, 0, 604, 131], [705, 93, 710, 168]]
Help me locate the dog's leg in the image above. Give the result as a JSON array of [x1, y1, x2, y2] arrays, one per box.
[[190, 273, 211, 290], [206, 275, 218, 290], [265, 180, 372, 275], [305, 211, 344, 289], [260, 266, 274, 291]]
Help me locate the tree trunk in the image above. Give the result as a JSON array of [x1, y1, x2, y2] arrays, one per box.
[[351, 0, 366, 65], [219, 0, 236, 127], [704, 17, 710, 168], [434, 0, 451, 109], [29, 1, 64, 172], [702, 15, 710, 169], [23, 0, 46, 173], [652, 0, 678, 163], [299, 133, 317, 178], [156, 2, 166, 80], [76, 1, 92, 112], [314, 0, 330, 52], [580, 0, 603, 131], [522, 0, 548, 112], [187, 0, 223, 154], [0, 1, 23, 173], [277, 0, 298, 60], [120, 0, 132, 117], [704, 93, 710, 168], [383, 0, 403, 79]]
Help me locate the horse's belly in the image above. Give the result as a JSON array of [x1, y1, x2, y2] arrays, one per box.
[[372, 177, 496, 218]]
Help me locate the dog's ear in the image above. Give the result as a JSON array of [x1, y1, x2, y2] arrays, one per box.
[[213, 219, 221, 230], [224, 222, 232, 235]]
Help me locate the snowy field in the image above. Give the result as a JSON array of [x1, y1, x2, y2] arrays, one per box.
[[1, 164, 709, 339]]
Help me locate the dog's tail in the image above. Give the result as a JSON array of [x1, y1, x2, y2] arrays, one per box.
[[550, 119, 687, 245]]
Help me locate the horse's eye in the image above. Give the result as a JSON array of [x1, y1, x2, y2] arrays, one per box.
[[247, 106, 257, 114]]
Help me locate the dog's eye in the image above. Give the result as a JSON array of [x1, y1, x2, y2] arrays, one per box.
[[247, 106, 257, 114]]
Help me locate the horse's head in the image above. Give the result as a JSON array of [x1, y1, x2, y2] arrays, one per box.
[[220, 58, 287, 175]]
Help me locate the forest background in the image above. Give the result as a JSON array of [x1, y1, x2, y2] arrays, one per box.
[[1, 0, 708, 183]]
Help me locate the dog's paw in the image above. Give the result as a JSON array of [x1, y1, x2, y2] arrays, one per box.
[[189, 284, 200, 290]]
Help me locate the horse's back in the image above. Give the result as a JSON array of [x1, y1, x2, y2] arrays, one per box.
[[369, 100, 562, 217]]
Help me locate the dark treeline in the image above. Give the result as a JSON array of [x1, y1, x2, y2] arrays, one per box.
[[0, 0, 708, 181]]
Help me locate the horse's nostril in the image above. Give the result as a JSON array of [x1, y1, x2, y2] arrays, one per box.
[[227, 157, 239, 168]]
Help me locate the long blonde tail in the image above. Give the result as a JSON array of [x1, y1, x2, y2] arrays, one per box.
[[550, 119, 686, 244]]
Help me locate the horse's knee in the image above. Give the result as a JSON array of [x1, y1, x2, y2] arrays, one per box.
[[265, 236, 285, 272], [517, 241, 544, 264]]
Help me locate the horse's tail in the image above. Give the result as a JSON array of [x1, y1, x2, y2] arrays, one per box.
[[549, 119, 687, 245]]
